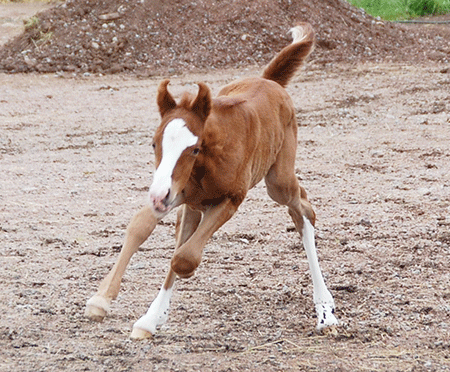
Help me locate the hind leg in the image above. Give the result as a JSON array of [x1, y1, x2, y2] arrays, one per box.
[[287, 197, 338, 330], [265, 132, 337, 330]]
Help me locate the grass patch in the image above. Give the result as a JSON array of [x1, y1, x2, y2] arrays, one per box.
[[23, 15, 39, 30], [347, 0, 450, 20]]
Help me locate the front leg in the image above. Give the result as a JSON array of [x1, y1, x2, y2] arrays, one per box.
[[171, 199, 239, 278], [130, 269, 177, 339], [130, 206, 202, 339], [130, 200, 239, 339], [85, 205, 157, 321]]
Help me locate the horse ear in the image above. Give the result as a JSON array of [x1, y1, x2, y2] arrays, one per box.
[[191, 82, 212, 121], [157, 79, 177, 117]]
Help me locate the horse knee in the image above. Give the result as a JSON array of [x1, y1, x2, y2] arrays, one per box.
[[171, 250, 201, 278]]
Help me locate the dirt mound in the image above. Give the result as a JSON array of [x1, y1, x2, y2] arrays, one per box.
[[0, 0, 449, 74]]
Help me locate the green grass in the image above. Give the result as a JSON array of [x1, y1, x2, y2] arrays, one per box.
[[347, 0, 450, 20]]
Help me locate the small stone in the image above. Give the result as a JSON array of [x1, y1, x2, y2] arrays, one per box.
[[99, 12, 121, 21]]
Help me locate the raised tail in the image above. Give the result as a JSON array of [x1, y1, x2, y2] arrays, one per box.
[[262, 23, 315, 88]]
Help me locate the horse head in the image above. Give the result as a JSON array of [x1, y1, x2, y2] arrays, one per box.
[[149, 80, 211, 218]]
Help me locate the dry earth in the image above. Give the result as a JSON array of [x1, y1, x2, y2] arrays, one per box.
[[2, 62, 450, 371], [1, 2, 450, 372]]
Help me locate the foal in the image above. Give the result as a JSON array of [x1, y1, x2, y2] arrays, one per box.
[[85, 23, 338, 339]]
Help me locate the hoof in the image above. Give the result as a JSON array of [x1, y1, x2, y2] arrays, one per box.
[[85, 304, 107, 322], [319, 324, 339, 336], [85, 296, 110, 322], [130, 327, 153, 340]]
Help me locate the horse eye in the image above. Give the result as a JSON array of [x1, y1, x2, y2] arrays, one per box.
[[192, 147, 200, 155], [152, 142, 156, 149]]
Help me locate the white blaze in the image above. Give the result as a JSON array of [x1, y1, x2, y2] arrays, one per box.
[[150, 118, 198, 199]]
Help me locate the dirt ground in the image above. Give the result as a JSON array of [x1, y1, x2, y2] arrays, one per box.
[[1, 2, 450, 372]]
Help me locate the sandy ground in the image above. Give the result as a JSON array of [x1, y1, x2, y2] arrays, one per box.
[[1, 3, 450, 372], [1, 62, 450, 371]]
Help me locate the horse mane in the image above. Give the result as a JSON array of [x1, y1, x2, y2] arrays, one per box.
[[179, 92, 195, 109], [212, 96, 246, 110]]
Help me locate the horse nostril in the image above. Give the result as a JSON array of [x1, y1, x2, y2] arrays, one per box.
[[163, 190, 171, 206]]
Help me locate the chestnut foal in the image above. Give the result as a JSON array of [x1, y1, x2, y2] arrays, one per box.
[[85, 23, 338, 339]]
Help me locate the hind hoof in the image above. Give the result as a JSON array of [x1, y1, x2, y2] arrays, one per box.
[[319, 324, 339, 336]]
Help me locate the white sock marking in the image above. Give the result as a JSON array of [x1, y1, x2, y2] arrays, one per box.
[[302, 216, 338, 329], [133, 286, 173, 334], [150, 119, 198, 199]]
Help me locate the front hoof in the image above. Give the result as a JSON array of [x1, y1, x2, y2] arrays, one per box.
[[85, 305, 107, 322], [85, 296, 110, 322], [130, 327, 153, 340]]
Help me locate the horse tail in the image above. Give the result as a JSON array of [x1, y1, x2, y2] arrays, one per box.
[[262, 23, 315, 88]]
